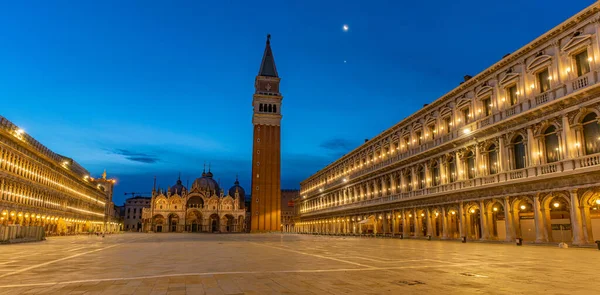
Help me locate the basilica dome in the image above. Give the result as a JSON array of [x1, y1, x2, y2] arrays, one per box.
[[228, 178, 246, 209], [169, 179, 187, 196], [228, 178, 245, 199], [192, 171, 220, 194]]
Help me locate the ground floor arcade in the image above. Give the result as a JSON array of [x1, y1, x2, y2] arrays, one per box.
[[295, 187, 600, 245]]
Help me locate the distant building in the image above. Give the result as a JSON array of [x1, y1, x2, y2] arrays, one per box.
[[142, 171, 246, 233], [123, 196, 150, 231], [0, 115, 121, 235], [281, 189, 298, 232]]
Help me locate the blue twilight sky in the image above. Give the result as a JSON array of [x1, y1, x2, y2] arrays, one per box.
[[0, 0, 594, 205]]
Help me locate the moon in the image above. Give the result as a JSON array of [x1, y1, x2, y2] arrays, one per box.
[[343, 24, 349, 32]]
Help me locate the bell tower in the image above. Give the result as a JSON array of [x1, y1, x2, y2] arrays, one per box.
[[251, 34, 282, 232]]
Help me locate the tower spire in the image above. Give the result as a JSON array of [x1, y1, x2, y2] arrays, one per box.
[[258, 34, 278, 77]]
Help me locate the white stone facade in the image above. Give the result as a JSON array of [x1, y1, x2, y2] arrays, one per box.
[[295, 3, 600, 245]]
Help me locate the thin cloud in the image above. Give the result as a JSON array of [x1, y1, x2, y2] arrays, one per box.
[[319, 138, 355, 152], [111, 149, 160, 164]]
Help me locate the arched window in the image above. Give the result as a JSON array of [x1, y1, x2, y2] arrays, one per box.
[[268, 104, 272, 113], [417, 166, 425, 189], [466, 151, 475, 179], [386, 178, 391, 195], [448, 156, 457, 183], [582, 113, 600, 155], [406, 172, 413, 192], [432, 162, 440, 186], [488, 144, 498, 175], [544, 126, 560, 163], [273, 105, 277, 113], [259, 104, 263, 112], [513, 135, 526, 169]]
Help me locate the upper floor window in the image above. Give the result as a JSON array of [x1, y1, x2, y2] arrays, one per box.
[[432, 162, 440, 186], [448, 157, 457, 183], [416, 131, 422, 145], [537, 69, 550, 93], [466, 151, 475, 179], [512, 135, 526, 170], [443, 117, 451, 133], [544, 126, 560, 163], [462, 108, 471, 124], [428, 124, 436, 140], [488, 144, 498, 175], [403, 137, 409, 150], [482, 98, 492, 117], [575, 50, 591, 77], [417, 166, 425, 189], [507, 85, 518, 106], [582, 113, 600, 155]]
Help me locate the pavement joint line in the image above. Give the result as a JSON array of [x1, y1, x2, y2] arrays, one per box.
[[66, 246, 87, 252], [0, 261, 534, 289], [248, 242, 376, 268]]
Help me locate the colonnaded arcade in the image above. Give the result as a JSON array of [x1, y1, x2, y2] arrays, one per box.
[[295, 3, 600, 245], [0, 115, 121, 236]]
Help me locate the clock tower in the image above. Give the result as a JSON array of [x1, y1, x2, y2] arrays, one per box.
[[251, 35, 282, 232]]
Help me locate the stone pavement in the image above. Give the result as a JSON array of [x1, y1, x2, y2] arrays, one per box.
[[0, 233, 597, 294]]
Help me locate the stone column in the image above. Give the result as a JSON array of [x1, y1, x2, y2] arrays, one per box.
[[413, 209, 420, 237], [533, 195, 548, 243], [391, 210, 396, 235], [504, 197, 515, 241], [480, 200, 490, 240], [569, 190, 585, 245], [403, 210, 410, 236], [426, 209, 433, 236], [441, 207, 449, 239], [527, 127, 536, 166], [458, 202, 465, 238]]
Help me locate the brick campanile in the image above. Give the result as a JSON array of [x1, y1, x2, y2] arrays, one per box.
[[251, 34, 282, 232]]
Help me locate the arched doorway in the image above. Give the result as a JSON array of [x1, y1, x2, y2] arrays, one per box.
[[168, 214, 179, 232], [446, 207, 460, 239], [210, 214, 220, 232], [464, 203, 481, 240], [224, 214, 235, 232], [581, 190, 600, 243], [542, 194, 572, 243], [432, 208, 442, 238], [153, 214, 165, 232], [417, 210, 427, 237], [513, 198, 535, 241], [187, 210, 202, 232], [487, 201, 506, 240]]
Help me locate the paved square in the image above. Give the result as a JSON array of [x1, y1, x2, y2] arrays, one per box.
[[0, 233, 596, 294]]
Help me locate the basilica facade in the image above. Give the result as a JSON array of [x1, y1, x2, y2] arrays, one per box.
[[295, 3, 600, 245], [142, 170, 246, 233]]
